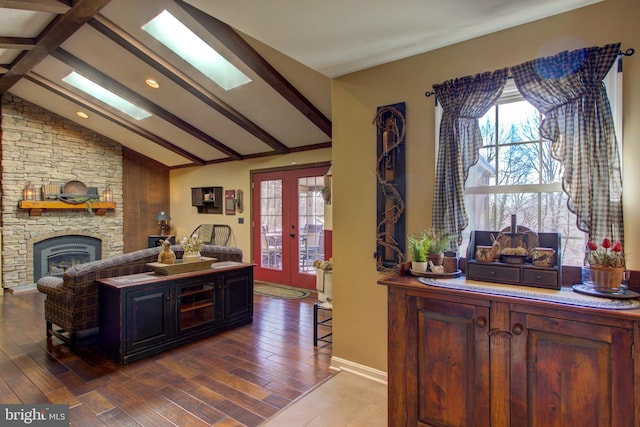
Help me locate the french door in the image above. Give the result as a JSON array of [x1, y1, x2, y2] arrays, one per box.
[[252, 165, 330, 289]]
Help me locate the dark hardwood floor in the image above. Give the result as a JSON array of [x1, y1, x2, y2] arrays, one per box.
[[0, 288, 334, 426]]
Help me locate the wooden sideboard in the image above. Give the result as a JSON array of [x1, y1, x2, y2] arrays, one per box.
[[99, 262, 253, 364], [379, 274, 640, 426]]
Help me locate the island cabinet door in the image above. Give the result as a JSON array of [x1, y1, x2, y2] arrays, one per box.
[[510, 310, 634, 426], [125, 285, 173, 353], [221, 267, 254, 324], [414, 297, 491, 427]]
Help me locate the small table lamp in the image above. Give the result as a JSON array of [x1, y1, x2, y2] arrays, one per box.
[[155, 211, 171, 236]]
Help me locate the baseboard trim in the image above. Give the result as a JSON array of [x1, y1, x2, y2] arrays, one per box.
[[4, 284, 38, 294], [329, 356, 388, 385]]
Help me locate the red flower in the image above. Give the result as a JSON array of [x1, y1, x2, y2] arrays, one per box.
[[587, 238, 626, 268]]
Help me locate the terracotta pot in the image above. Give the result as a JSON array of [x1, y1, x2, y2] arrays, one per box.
[[584, 265, 627, 293], [428, 253, 444, 266]]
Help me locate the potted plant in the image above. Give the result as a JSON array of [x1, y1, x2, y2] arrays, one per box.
[[425, 229, 452, 266], [584, 238, 628, 293], [181, 235, 204, 263], [408, 231, 430, 272]]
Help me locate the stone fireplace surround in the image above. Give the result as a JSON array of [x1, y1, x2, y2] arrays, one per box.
[[1, 94, 124, 289]]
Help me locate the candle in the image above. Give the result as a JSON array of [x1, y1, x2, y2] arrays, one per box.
[[102, 187, 113, 202], [511, 214, 517, 234], [23, 182, 36, 200]]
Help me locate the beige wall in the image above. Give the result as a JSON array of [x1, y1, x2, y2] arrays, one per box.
[[169, 148, 332, 260], [331, 0, 640, 373]]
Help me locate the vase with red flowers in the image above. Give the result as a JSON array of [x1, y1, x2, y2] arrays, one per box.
[[583, 238, 628, 293]]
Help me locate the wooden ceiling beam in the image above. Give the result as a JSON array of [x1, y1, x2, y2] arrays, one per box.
[[90, 14, 290, 155], [0, 0, 111, 93], [26, 72, 206, 166], [0, 36, 36, 50], [0, 0, 71, 14], [175, 0, 332, 138], [53, 48, 244, 160]]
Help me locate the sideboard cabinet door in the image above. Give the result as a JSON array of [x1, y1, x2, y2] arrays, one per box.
[[510, 310, 634, 426], [415, 297, 491, 427]]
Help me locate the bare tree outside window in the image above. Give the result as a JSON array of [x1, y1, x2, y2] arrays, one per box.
[[462, 96, 585, 265]]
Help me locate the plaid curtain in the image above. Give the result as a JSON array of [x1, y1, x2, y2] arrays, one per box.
[[431, 69, 508, 246], [510, 43, 623, 247]]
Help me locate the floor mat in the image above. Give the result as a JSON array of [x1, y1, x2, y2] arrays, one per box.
[[254, 283, 310, 299]]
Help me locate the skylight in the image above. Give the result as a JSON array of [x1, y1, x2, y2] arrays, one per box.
[[63, 72, 152, 120], [142, 10, 251, 91]]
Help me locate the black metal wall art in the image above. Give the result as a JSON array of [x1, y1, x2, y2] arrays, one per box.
[[373, 102, 406, 272]]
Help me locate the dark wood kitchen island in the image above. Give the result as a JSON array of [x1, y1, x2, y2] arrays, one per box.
[[99, 261, 253, 364]]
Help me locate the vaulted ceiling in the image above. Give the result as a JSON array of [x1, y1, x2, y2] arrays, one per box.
[[0, 0, 601, 168]]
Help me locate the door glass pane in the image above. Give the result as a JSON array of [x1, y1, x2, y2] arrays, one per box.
[[260, 179, 282, 270], [298, 176, 325, 273]]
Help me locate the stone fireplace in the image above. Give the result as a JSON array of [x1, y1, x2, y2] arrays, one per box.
[[1, 94, 124, 289]]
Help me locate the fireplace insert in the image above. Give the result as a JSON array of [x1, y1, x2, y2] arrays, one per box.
[[33, 235, 101, 282]]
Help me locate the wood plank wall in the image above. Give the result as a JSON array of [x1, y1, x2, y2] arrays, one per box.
[[123, 147, 171, 252]]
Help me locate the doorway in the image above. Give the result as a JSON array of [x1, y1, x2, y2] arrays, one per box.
[[252, 165, 331, 289]]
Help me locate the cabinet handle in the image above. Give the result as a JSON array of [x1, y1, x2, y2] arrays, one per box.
[[488, 328, 514, 337], [490, 271, 496, 276], [475, 317, 487, 328], [511, 324, 523, 335]]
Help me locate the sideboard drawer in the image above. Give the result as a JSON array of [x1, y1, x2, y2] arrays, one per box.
[[522, 268, 558, 289], [467, 263, 520, 284]]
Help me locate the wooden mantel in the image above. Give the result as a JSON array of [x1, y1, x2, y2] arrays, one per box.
[[18, 200, 116, 216]]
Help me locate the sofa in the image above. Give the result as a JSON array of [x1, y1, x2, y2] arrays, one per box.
[[36, 244, 243, 350]]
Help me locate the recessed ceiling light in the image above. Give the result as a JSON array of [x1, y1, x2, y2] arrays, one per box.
[[76, 111, 89, 119], [142, 10, 251, 91], [63, 71, 152, 121], [145, 78, 159, 89]]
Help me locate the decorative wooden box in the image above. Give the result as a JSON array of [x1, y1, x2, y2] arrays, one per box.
[[147, 257, 217, 275], [466, 230, 562, 290]]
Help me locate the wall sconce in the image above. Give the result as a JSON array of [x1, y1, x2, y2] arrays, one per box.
[[155, 211, 171, 236], [23, 182, 37, 200], [102, 186, 113, 202]]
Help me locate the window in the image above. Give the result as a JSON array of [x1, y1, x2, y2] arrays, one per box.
[[63, 71, 151, 120], [457, 63, 622, 266], [142, 10, 251, 91]]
